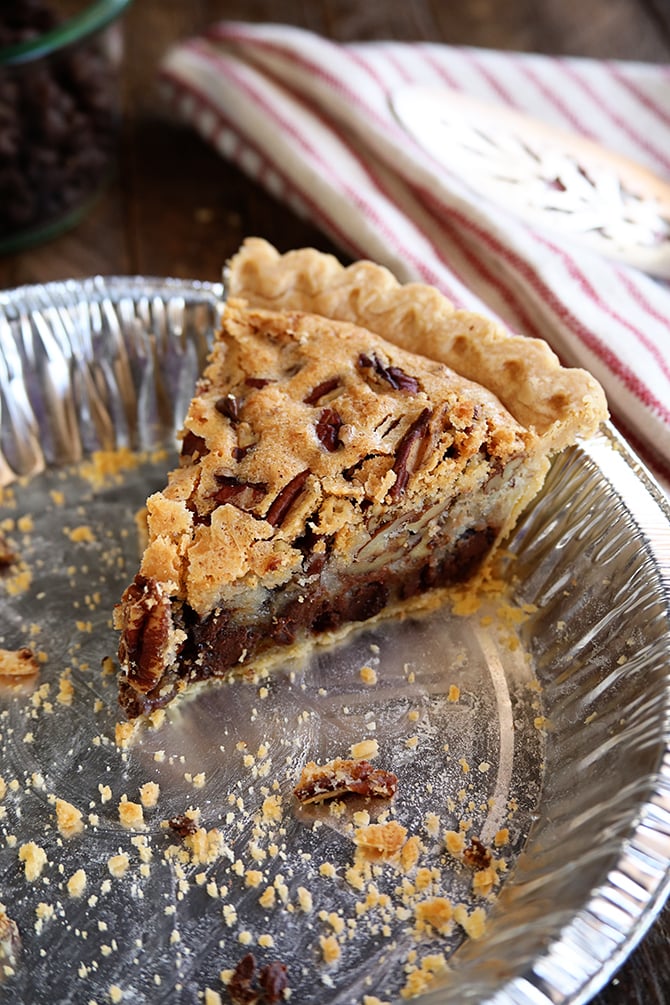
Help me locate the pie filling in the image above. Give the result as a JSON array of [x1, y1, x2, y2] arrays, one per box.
[[117, 520, 497, 718]]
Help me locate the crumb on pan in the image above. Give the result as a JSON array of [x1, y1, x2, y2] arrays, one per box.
[[0, 647, 39, 678]]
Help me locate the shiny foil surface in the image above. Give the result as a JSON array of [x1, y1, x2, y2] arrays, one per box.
[[0, 278, 668, 1005]]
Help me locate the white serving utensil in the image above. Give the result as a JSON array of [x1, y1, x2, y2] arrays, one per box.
[[391, 85, 670, 278]]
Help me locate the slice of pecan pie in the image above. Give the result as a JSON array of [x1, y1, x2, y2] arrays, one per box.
[[114, 240, 607, 718]]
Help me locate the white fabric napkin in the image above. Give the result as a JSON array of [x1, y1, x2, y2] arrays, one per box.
[[160, 22, 670, 494]]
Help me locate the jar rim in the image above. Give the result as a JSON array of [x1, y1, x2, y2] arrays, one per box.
[[0, 0, 132, 66]]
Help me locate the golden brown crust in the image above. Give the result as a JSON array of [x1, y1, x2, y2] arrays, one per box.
[[227, 238, 608, 448]]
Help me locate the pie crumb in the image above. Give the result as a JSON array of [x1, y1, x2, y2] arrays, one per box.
[[67, 869, 87, 898], [494, 828, 510, 847], [107, 853, 130, 878], [18, 841, 47, 881], [359, 665, 378, 685], [118, 796, 145, 830], [139, 782, 160, 809], [350, 738, 378, 760], [115, 721, 135, 748], [354, 821, 407, 861], [297, 886, 313, 913], [319, 934, 341, 964], [55, 798, 84, 838], [415, 896, 453, 935], [0, 647, 39, 678]]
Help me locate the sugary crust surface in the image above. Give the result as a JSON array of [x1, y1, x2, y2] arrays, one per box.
[[227, 238, 608, 448]]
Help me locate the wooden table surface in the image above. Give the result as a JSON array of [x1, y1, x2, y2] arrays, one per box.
[[1, 2, 670, 1003]]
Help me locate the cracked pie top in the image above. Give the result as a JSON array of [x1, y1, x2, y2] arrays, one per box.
[[114, 239, 607, 717]]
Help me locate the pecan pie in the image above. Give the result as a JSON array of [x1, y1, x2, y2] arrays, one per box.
[[114, 240, 607, 718]]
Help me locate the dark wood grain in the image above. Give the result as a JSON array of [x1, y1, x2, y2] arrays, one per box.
[[1, 3, 669, 1002]]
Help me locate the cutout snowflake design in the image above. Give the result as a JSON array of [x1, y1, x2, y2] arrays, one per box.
[[391, 86, 670, 276], [451, 122, 669, 248]]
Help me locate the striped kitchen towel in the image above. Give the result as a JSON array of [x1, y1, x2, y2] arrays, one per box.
[[160, 22, 670, 493]]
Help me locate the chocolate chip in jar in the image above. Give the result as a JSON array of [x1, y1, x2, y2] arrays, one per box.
[[0, 0, 127, 248]]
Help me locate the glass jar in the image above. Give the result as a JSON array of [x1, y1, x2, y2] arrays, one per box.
[[0, 0, 132, 253]]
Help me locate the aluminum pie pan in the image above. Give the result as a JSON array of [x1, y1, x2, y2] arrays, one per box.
[[0, 276, 667, 1005]]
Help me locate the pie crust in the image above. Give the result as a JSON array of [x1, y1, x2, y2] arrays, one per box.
[[114, 240, 607, 718]]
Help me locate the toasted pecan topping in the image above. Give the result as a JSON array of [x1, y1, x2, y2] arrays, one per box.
[[265, 469, 310, 527], [212, 474, 267, 510], [180, 430, 208, 461], [303, 376, 341, 405], [358, 352, 420, 393], [389, 408, 432, 499], [315, 407, 343, 452]]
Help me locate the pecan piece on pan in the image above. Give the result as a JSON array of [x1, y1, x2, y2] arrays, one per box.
[[228, 953, 289, 1005], [294, 757, 397, 804], [463, 835, 492, 871], [259, 960, 289, 1003], [168, 814, 199, 840], [212, 474, 267, 511], [0, 532, 16, 568]]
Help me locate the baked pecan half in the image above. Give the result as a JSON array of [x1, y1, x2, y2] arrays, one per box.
[[116, 576, 179, 692], [358, 352, 420, 393], [303, 376, 340, 405], [315, 407, 343, 452], [389, 408, 432, 499], [212, 474, 267, 510], [265, 470, 310, 527]]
